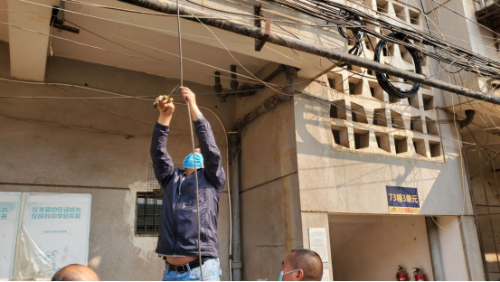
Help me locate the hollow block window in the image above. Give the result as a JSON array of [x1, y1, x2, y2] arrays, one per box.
[[391, 110, 405, 129], [393, 3, 406, 21], [375, 132, 391, 152], [348, 77, 364, 95], [413, 138, 427, 157], [389, 95, 400, 104], [328, 78, 335, 89], [422, 94, 434, 110], [368, 80, 384, 101], [347, 64, 363, 74], [332, 125, 349, 148], [409, 9, 421, 25], [376, 0, 389, 14], [411, 116, 424, 133], [328, 72, 345, 92], [330, 100, 347, 120], [351, 102, 368, 124], [364, 35, 377, 52], [419, 54, 428, 67], [364, 0, 375, 9], [400, 46, 414, 65], [425, 117, 439, 135], [394, 135, 408, 154], [407, 94, 419, 108], [354, 129, 370, 149], [373, 108, 388, 126], [429, 141, 442, 157], [136, 192, 163, 236], [383, 42, 395, 57]]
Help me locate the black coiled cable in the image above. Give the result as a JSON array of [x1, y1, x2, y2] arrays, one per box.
[[337, 9, 365, 57], [373, 33, 422, 98]]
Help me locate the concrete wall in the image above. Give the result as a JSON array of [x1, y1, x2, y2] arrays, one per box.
[[0, 42, 233, 280], [293, 88, 473, 216], [237, 70, 303, 281], [328, 215, 434, 281], [291, 0, 483, 276]]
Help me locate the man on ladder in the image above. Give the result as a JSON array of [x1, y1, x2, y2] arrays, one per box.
[[151, 86, 225, 281]]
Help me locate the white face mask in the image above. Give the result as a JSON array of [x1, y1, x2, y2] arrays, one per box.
[[278, 269, 299, 281]]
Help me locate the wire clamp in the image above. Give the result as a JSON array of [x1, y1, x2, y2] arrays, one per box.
[[254, 5, 271, 52]]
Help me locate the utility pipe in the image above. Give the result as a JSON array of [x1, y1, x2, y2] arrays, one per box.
[[121, 0, 500, 105], [228, 134, 242, 281]]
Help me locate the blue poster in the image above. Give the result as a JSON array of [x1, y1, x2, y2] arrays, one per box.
[[0, 192, 22, 280], [386, 186, 420, 214]]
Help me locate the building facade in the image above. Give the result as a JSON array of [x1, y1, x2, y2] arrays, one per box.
[[0, 0, 497, 280]]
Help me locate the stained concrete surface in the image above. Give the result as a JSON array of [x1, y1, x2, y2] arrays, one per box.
[[238, 94, 302, 281]]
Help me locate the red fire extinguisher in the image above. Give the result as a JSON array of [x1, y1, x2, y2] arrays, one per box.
[[413, 268, 426, 281], [396, 266, 408, 281]]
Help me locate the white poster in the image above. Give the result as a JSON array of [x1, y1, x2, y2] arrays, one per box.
[[322, 267, 330, 281], [308, 228, 329, 263], [14, 193, 91, 280], [0, 192, 22, 281]]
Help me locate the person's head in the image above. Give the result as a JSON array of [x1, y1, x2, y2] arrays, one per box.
[[52, 264, 99, 281], [280, 249, 323, 281], [183, 148, 204, 176]]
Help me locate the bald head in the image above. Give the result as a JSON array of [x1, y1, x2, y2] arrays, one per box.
[[287, 249, 323, 281], [52, 264, 99, 281]]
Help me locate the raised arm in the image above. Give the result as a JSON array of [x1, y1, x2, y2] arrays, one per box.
[[150, 96, 176, 188], [181, 87, 226, 191]]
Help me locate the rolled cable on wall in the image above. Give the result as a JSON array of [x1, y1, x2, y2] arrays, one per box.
[[373, 33, 423, 98], [337, 9, 365, 59]]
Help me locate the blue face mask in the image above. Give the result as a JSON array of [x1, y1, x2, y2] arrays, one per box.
[[183, 152, 204, 169], [278, 269, 299, 281]]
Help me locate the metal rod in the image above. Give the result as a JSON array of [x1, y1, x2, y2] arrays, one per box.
[[176, 0, 183, 86], [122, 0, 500, 106], [175, 0, 203, 279]]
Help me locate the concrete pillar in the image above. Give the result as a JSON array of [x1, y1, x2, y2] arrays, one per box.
[[7, 0, 58, 81], [425, 217, 445, 281], [460, 216, 487, 280]]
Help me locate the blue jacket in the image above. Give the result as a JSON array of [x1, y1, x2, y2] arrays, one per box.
[[150, 118, 226, 258]]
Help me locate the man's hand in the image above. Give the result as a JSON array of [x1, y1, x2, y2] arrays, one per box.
[[180, 87, 197, 105], [155, 95, 175, 126], [180, 87, 202, 121], [155, 95, 175, 115]]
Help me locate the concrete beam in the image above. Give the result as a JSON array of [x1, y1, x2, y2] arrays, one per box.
[[52, 0, 336, 80], [7, 0, 57, 81]]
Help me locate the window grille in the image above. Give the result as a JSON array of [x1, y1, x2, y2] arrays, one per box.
[[136, 192, 162, 236]]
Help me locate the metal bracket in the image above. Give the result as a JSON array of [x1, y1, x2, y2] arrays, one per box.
[[254, 5, 271, 52], [51, 1, 80, 34]]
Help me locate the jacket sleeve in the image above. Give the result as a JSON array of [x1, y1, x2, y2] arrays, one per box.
[[195, 118, 226, 191], [150, 122, 175, 189]]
